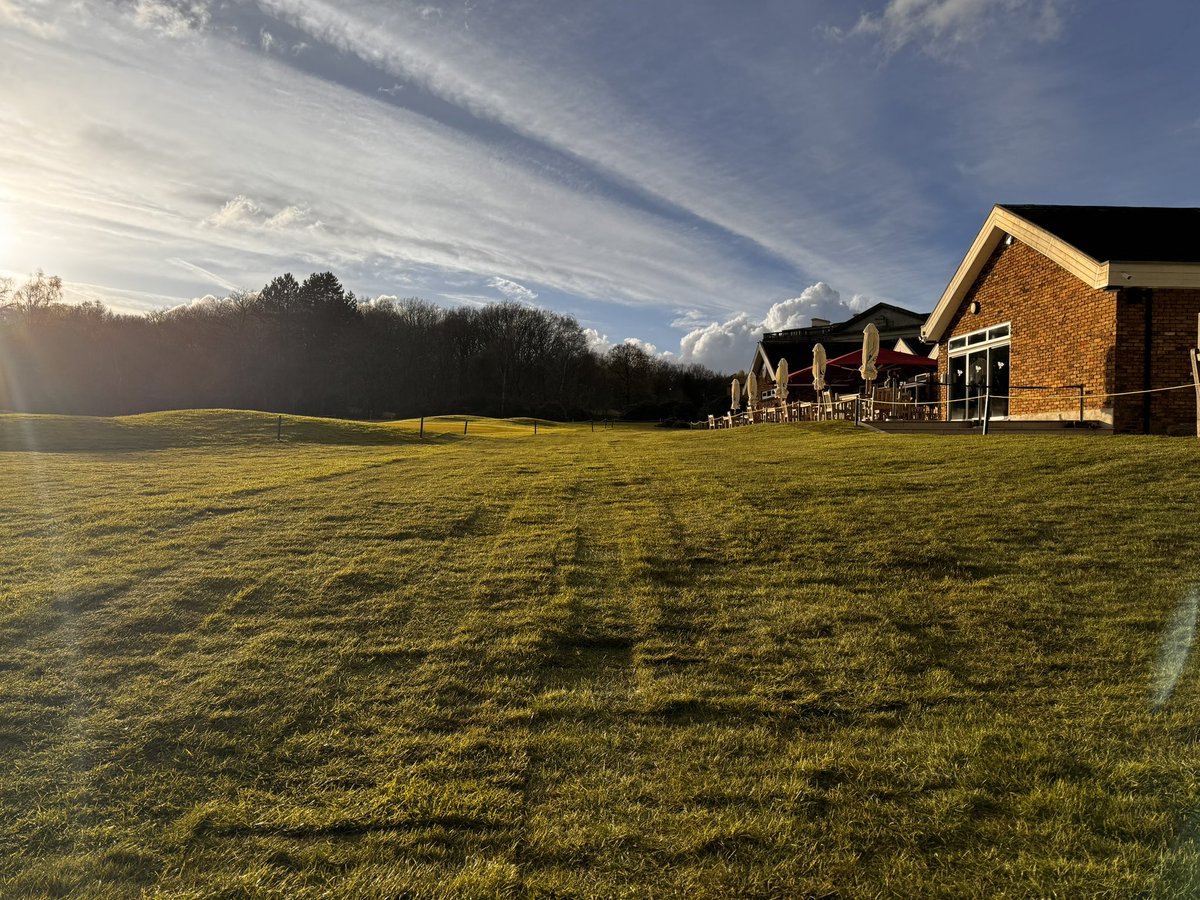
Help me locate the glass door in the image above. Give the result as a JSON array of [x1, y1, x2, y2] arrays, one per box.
[[947, 324, 1011, 421], [948, 357, 967, 420], [966, 351, 987, 420], [989, 344, 1010, 418]]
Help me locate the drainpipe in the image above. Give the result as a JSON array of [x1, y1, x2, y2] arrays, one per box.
[[1143, 289, 1153, 435]]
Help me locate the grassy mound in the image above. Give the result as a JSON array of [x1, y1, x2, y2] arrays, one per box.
[[1, 419, 1199, 896], [0, 409, 558, 452], [0, 409, 431, 452]]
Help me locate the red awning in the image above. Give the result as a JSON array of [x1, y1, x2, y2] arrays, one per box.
[[789, 347, 935, 384]]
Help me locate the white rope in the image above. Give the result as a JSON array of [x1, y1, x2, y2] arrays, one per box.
[[715, 381, 1200, 425], [782, 381, 1198, 408]]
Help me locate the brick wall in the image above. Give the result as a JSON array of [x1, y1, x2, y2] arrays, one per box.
[[1114, 290, 1146, 433], [937, 239, 1116, 422], [1115, 288, 1200, 434]]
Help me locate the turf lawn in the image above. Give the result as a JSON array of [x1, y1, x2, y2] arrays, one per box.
[[2, 410, 1200, 897]]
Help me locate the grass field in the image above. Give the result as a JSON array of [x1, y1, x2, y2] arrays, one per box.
[[3, 410, 1200, 897]]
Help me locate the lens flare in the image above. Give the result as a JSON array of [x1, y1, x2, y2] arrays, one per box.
[[1151, 586, 1198, 709]]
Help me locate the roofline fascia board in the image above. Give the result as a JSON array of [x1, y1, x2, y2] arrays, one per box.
[[1102, 262, 1200, 289], [754, 343, 774, 376]]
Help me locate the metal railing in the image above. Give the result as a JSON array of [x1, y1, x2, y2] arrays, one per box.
[[947, 383, 1086, 429]]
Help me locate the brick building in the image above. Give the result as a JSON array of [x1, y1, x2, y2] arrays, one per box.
[[748, 303, 930, 403], [921, 205, 1200, 434]]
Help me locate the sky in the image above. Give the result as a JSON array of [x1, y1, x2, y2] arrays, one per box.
[[2, 0, 1199, 373]]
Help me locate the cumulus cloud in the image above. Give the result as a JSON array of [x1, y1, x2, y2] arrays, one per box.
[[487, 276, 538, 304], [583, 327, 612, 354], [204, 195, 261, 229], [623, 337, 662, 357], [761, 282, 850, 331], [264, 205, 313, 229], [678, 313, 761, 375], [582, 330, 675, 359], [843, 0, 1066, 58], [203, 195, 314, 232], [356, 294, 399, 311], [678, 282, 872, 374]]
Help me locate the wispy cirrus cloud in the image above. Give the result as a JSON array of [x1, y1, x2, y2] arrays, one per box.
[[167, 258, 242, 292], [251, 0, 945, 301], [836, 0, 1067, 59], [0, 0, 62, 37], [8, 0, 1193, 368], [3, 4, 808, 320]]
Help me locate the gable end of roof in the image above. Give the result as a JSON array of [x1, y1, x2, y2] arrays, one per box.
[[923, 204, 1200, 343]]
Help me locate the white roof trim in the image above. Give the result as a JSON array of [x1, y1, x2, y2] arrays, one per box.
[[921, 206, 1200, 343], [1101, 262, 1200, 289], [751, 343, 775, 379]]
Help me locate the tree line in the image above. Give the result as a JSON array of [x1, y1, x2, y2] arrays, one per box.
[[0, 271, 730, 422]]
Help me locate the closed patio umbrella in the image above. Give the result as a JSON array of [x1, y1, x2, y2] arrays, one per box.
[[860, 323, 880, 419], [776, 358, 789, 420], [746, 371, 758, 420], [860, 323, 880, 383], [731, 377, 741, 412], [812, 344, 827, 393], [812, 343, 827, 420]]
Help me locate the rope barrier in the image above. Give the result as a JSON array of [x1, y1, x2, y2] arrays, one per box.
[[757, 380, 1200, 409], [709, 381, 1200, 427]]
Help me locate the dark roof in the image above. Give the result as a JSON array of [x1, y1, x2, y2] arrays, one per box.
[[1000, 204, 1200, 264], [756, 301, 929, 371], [758, 338, 860, 370], [761, 302, 927, 342], [840, 302, 929, 331]]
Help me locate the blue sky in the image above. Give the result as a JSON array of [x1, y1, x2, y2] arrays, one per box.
[[2, 0, 1199, 372]]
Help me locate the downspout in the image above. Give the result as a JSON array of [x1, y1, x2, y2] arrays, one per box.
[[1142, 289, 1153, 435]]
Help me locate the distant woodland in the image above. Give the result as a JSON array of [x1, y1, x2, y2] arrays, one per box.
[[0, 271, 729, 422]]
